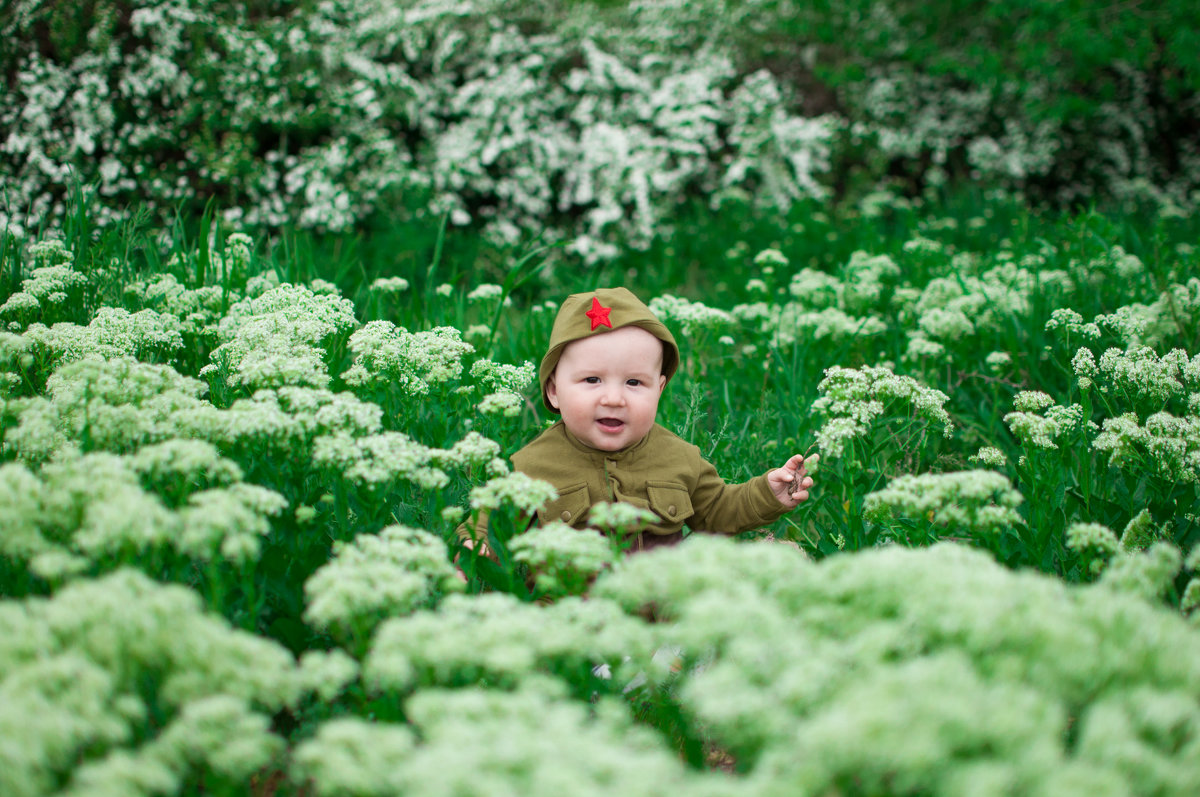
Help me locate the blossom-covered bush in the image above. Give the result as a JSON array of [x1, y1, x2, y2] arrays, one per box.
[[0, 0, 835, 259]]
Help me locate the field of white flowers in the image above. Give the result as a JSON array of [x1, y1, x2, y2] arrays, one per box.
[[3, 187, 1200, 794], [5, 0, 1200, 795]]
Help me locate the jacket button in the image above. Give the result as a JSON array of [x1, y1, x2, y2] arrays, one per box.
[[668, 505, 676, 516], [561, 510, 571, 521]]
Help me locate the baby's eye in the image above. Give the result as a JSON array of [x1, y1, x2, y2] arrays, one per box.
[[583, 376, 600, 384], [626, 379, 641, 386]]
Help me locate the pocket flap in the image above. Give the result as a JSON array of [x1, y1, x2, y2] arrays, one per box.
[[646, 481, 693, 524], [541, 482, 590, 525]]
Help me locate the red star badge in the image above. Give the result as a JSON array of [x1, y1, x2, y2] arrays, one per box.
[[585, 296, 613, 330]]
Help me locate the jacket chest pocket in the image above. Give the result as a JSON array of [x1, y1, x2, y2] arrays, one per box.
[[646, 481, 693, 525], [540, 482, 590, 525]]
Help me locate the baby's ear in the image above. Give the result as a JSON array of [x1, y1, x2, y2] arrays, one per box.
[[546, 374, 561, 409], [656, 373, 666, 392]]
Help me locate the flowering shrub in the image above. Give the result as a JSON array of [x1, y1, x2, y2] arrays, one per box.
[[0, 0, 837, 260]]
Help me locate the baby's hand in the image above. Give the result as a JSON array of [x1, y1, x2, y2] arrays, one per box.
[[768, 453, 818, 508], [453, 537, 489, 582]]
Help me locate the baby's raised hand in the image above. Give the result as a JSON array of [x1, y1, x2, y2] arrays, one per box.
[[768, 453, 818, 507]]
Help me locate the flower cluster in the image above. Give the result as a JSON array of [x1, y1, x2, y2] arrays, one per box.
[[735, 250, 899, 348], [364, 593, 654, 693], [840, 250, 902, 313], [370, 277, 410, 294], [1, 569, 302, 797], [293, 682, 697, 797], [1092, 411, 1200, 483], [648, 294, 733, 336], [469, 358, 535, 417], [313, 432, 449, 491], [5, 355, 208, 462], [593, 536, 1200, 791], [1092, 346, 1199, 409], [304, 525, 464, 644], [208, 284, 358, 390], [341, 322, 474, 395], [469, 471, 558, 514], [1004, 396, 1091, 451], [176, 483, 288, 563], [969, 446, 1008, 467], [0, 240, 88, 327], [509, 522, 617, 598], [902, 262, 1039, 363], [587, 501, 660, 535], [22, 308, 185, 365], [1044, 307, 1101, 341], [0, 446, 287, 580], [864, 470, 1025, 541], [1066, 522, 1121, 574], [811, 365, 954, 458], [124, 272, 229, 343]]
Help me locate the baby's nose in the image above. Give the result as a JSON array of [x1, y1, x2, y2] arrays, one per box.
[[601, 383, 625, 404]]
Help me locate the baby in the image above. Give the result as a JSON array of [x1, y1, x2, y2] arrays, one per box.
[[461, 287, 814, 556]]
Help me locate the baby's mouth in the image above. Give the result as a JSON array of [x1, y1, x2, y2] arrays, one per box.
[[597, 418, 624, 428]]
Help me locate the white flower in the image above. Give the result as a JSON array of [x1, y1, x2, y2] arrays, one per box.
[[969, 446, 1008, 467], [469, 471, 557, 513], [477, 390, 522, 417], [648, 294, 732, 335], [370, 276, 410, 293], [314, 431, 448, 490], [753, 248, 789, 268], [304, 525, 463, 641], [470, 358, 535, 394], [341, 322, 474, 394], [1005, 401, 1087, 450], [1066, 523, 1120, 570], [510, 522, 617, 596], [984, 351, 1011, 372], [587, 501, 659, 533], [812, 365, 953, 457], [466, 283, 504, 302], [864, 470, 1024, 538], [1012, 391, 1055, 412]]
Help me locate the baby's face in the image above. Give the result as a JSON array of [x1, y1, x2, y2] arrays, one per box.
[[546, 326, 667, 451]]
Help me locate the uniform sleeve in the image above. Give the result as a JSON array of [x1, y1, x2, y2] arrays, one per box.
[[687, 454, 790, 534], [454, 510, 490, 546]]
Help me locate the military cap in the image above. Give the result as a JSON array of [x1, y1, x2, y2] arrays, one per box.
[[539, 287, 679, 413]]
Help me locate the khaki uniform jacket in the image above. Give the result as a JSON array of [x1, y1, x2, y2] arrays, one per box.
[[512, 421, 788, 537]]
